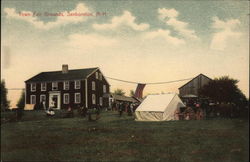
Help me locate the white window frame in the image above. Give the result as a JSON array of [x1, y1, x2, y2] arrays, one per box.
[[30, 95, 36, 104], [41, 83, 46, 91], [52, 82, 58, 90], [31, 83, 36, 92], [99, 73, 102, 80], [99, 97, 103, 106], [75, 80, 80, 89], [95, 72, 99, 79], [64, 93, 70, 104], [75, 93, 81, 104], [92, 81, 95, 91], [92, 94, 96, 104], [103, 85, 107, 93], [40, 95, 46, 103], [64, 81, 69, 90]]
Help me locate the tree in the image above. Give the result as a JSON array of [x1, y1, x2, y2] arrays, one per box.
[[199, 76, 247, 105], [129, 90, 135, 97], [1, 80, 10, 111], [113, 88, 126, 96], [17, 90, 25, 109]]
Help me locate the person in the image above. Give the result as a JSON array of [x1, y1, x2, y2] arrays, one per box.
[[82, 106, 87, 117], [127, 103, 132, 116], [130, 103, 134, 113], [46, 107, 55, 116], [67, 106, 74, 117], [96, 104, 101, 120], [88, 108, 93, 121], [118, 102, 123, 117]]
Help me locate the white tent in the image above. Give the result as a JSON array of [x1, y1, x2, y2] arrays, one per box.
[[135, 93, 185, 121]]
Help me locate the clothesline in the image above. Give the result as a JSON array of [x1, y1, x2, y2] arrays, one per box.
[[6, 77, 193, 90], [105, 76, 193, 85]]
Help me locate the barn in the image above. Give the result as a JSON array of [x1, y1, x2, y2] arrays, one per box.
[[24, 65, 110, 110], [178, 74, 212, 98]]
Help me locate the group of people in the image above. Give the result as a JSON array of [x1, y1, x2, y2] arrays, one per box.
[[112, 102, 139, 117]]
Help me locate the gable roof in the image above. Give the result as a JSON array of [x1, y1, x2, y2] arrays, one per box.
[[111, 94, 137, 103], [25, 67, 98, 82], [178, 74, 212, 89]]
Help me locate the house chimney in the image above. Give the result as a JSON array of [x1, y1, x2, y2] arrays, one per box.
[[62, 64, 68, 74]]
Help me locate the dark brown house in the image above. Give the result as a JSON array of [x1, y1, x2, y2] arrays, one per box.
[[25, 65, 110, 110], [178, 74, 212, 98]]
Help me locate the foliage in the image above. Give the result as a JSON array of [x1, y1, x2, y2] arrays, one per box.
[[17, 90, 25, 109], [199, 76, 247, 106], [129, 90, 135, 97], [113, 88, 126, 96], [1, 80, 10, 111]]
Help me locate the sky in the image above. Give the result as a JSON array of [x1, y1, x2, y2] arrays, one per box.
[[1, 0, 249, 108]]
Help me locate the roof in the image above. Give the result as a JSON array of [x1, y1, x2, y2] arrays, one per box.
[[178, 73, 212, 89], [25, 67, 98, 82], [111, 94, 137, 103], [136, 93, 184, 112]]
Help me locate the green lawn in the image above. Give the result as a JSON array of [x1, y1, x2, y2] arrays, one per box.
[[1, 111, 249, 162]]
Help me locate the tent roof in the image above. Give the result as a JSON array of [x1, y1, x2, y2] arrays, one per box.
[[136, 93, 180, 112]]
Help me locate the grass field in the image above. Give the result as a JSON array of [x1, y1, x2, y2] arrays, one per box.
[[1, 110, 249, 162]]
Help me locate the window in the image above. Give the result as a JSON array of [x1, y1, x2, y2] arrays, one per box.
[[103, 85, 107, 93], [52, 82, 58, 90], [31, 83, 36, 92], [64, 81, 69, 90], [75, 93, 81, 103], [99, 73, 102, 80], [92, 94, 96, 104], [64, 93, 70, 104], [31, 95, 36, 104], [40, 95, 46, 103], [95, 72, 98, 79], [99, 97, 103, 106], [75, 80, 80, 89], [92, 81, 95, 90], [41, 83, 46, 91]]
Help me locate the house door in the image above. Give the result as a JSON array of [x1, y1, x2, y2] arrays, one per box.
[[49, 92, 61, 109]]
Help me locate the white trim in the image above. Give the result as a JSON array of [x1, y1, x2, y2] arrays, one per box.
[[64, 81, 69, 90], [99, 97, 103, 106], [75, 93, 81, 104], [103, 85, 107, 93], [97, 68, 111, 86], [49, 92, 61, 109], [40, 95, 46, 103], [52, 82, 58, 90], [63, 93, 70, 104], [74, 80, 80, 89], [86, 68, 99, 78], [92, 94, 96, 105], [99, 73, 102, 80], [85, 79, 88, 108], [31, 83, 36, 92], [92, 81, 95, 91], [41, 82, 46, 91], [95, 72, 99, 79], [30, 95, 36, 104]]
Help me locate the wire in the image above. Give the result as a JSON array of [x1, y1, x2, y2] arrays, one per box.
[[105, 76, 193, 85], [6, 77, 193, 90]]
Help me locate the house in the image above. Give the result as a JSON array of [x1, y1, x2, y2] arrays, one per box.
[[25, 65, 110, 110], [178, 74, 212, 98]]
